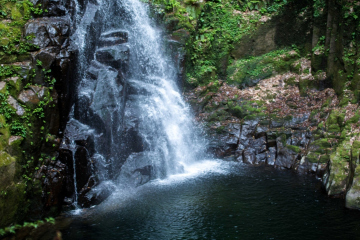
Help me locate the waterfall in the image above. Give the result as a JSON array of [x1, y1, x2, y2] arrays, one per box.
[[117, 0, 207, 183], [63, 0, 207, 206]]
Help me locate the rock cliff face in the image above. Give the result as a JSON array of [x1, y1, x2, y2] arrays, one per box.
[[0, 0, 77, 228]]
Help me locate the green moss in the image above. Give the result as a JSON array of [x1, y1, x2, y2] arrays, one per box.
[[226, 49, 299, 88], [0, 182, 26, 227], [312, 138, 331, 149], [306, 152, 319, 163], [339, 97, 350, 107], [0, 115, 11, 149], [327, 110, 345, 128], [228, 100, 266, 120], [0, 1, 37, 64], [319, 154, 330, 163], [326, 141, 353, 196], [10, 3, 23, 20], [286, 145, 301, 153], [327, 124, 341, 133], [285, 76, 296, 86], [215, 125, 225, 133], [348, 113, 360, 124]]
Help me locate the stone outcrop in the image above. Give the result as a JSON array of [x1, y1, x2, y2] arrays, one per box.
[[0, 0, 76, 228], [59, 26, 130, 207]]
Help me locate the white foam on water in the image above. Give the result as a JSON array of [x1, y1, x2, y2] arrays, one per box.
[[153, 159, 231, 186]]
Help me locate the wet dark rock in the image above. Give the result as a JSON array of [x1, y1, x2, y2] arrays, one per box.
[[296, 157, 319, 174], [284, 114, 310, 129], [288, 131, 306, 147], [235, 150, 243, 162], [243, 148, 256, 164], [86, 60, 105, 79], [267, 147, 276, 165], [56, 58, 71, 77], [240, 120, 258, 140], [25, 17, 70, 49], [255, 152, 267, 164], [47, 0, 67, 16], [241, 137, 267, 165], [208, 124, 241, 157], [62, 119, 94, 146], [30, 47, 59, 84], [118, 152, 155, 188], [39, 160, 66, 209], [75, 146, 93, 190], [56, 49, 71, 59], [58, 119, 96, 206], [13, 61, 32, 81], [275, 137, 299, 169], [30, 0, 67, 16], [57, 149, 75, 196], [270, 118, 284, 128], [95, 44, 129, 70], [169, 29, 190, 45], [99, 30, 128, 48], [100, 29, 128, 39], [82, 181, 115, 207]]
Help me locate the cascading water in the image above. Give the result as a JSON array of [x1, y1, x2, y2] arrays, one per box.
[[116, 0, 207, 184], [64, 0, 208, 206]]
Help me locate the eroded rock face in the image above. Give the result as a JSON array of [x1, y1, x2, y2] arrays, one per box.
[[99, 30, 128, 48], [24, 17, 70, 49], [95, 44, 129, 70], [0, 0, 77, 227], [57, 26, 130, 207], [118, 152, 155, 188], [7, 96, 25, 116]]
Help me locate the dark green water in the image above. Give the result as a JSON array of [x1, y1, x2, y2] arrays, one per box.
[[63, 161, 360, 240]]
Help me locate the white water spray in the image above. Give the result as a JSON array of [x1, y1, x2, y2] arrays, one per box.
[[68, 0, 209, 204]]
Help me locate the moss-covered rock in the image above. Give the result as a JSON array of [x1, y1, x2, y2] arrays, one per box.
[[323, 142, 352, 196], [346, 164, 360, 210], [227, 49, 299, 88], [0, 181, 26, 227], [0, 151, 16, 188]]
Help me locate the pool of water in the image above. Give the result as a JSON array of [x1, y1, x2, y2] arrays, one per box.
[[62, 161, 360, 240]]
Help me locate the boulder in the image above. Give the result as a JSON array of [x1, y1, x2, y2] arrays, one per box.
[[18, 89, 40, 108], [18, 85, 48, 108], [86, 60, 105, 80], [0, 82, 6, 94], [25, 17, 70, 49], [31, 46, 59, 69], [169, 29, 190, 45], [274, 136, 299, 169], [39, 160, 67, 208], [61, 119, 94, 147], [267, 147, 276, 165], [7, 96, 25, 116], [98, 30, 128, 48], [4, 77, 21, 92], [322, 142, 352, 196], [346, 165, 360, 209], [118, 152, 156, 187], [13, 61, 32, 81], [240, 120, 258, 140], [243, 148, 256, 164], [95, 44, 129, 70], [0, 151, 16, 189]]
